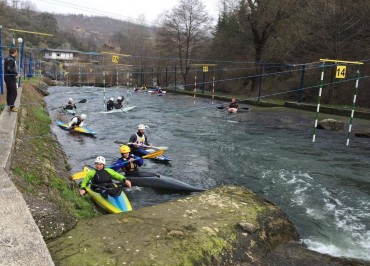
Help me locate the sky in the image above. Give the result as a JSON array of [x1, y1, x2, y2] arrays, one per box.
[[29, 0, 221, 26]]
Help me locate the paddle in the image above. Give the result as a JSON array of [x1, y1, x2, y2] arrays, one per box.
[[51, 99, 87, 110], [72, 149, 165, 180], [114, 140, 169, 151]]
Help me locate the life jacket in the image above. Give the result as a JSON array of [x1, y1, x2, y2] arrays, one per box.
[[71, 116, 83, 126], [90, 169, 122, 197], [120, 155, 137, 173], [229, 102, 238, 108], [135, 133, 146, 145], [65, 104, 75, 110], [92, 169, 112, 185]]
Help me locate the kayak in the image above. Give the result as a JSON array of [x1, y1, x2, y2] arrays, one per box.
[[63, 109, 76, 115], [73, 167, 132, 214], [131, 147, 171, 162], [98, 106, 136, 114], [228, 107, 238, 113], [125, 171, 205, 192], [56, 120, 96, 137], [148, 90, 166, 95], [73, 167, 204, 192], [85, 187, 132, 214]]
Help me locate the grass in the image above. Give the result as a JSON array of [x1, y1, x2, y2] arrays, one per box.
[[11, 79, 97, 220]]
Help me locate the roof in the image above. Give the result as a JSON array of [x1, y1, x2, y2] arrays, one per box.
[[41, 48, 81, 53]]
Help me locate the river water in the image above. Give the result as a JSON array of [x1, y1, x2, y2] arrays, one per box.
[[45, 86, 370, 262]]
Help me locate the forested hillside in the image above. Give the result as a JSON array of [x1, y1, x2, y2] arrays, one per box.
[[1, 0, 370, 107]]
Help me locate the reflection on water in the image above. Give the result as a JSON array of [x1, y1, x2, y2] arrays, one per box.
[[46, 86, 370, 262]]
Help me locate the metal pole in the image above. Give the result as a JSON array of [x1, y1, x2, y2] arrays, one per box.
[[346, 70, 361, 146], [298, 63, 306, 103], [193, 75, 197, 104], [165, 67, 168, 88], [212, 74, 215, 104], [174, 66, 177, 91], [202, 70, 205, 94], [257, 60, 264, 101], [312, 63, 325, 142], [17, 37, 23, 88], [0, 25, 3, 95]]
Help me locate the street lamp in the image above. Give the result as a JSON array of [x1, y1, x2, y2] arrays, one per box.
[[17, 37, 23, 88]]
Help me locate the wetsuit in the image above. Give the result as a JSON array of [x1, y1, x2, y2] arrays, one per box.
[[114, 99, 124, 109], [107, 100, 114, 111], [64, 103, 77, 110]]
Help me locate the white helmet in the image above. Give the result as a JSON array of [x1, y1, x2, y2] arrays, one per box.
[[138, 124, 146, 130], [80, 114, 87, 120], [117, 96, 122, 100], [95, 156, 106, 165], [110, 97, 114, 101], [68, 98, 73, 103]]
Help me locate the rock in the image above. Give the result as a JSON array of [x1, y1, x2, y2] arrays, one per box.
[[48, 186, 367, 265], [355, 131, 370, 138], [318, 118, 345, 131]]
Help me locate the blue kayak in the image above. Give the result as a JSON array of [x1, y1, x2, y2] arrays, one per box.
[[56, 120, 96, 137]]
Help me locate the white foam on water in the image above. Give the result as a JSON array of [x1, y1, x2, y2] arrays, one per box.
[[256, 167, 370, 262], [303, 238, 370, 261]]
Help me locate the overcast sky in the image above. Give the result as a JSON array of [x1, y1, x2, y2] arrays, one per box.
[[29, 0, 221, 25]]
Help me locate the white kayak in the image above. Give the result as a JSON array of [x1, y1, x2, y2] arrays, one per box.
[[228, 107, 238, 113], [98, 106, 136, 114]]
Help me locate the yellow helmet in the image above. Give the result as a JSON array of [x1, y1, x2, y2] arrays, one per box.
[[120, 145, 131, 154]]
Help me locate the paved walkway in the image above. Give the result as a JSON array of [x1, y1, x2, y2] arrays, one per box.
[[0, 88, 54, 266]]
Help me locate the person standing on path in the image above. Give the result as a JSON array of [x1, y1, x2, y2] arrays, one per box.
[[4, 48, 19, 112]]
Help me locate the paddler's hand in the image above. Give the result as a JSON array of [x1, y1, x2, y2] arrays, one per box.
[[124, 179, 131, 188], [79, 188, 86, 196]]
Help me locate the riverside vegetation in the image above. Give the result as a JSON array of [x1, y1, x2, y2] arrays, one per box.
[[10, 80, 98, 239]]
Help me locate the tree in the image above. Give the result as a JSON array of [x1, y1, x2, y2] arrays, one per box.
[[156, 0, 211, 88], [236, 0, 301, 91]]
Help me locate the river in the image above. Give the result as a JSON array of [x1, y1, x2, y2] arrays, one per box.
[[45, 86, 370, 262]]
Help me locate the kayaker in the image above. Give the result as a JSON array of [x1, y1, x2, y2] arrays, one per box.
[[107, 97, 114, 111], [64, 98, 77, 110], [68, 114, 87, 129], [228, 98, 239, 109], [114, 96, 124, 109], [79, 156, 131, 197], [129, 124, 153, 149], [111, 145, 144, 175]]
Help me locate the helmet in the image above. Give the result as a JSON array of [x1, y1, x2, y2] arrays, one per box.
[[95, 156, 106, 164], [232, 98, 236, 103], [68, 98, 73, 103], [117, 96, 122, 100], [80, 114, 87, 120], [110, 97, 114, 101], [120, 145, 131, 154], [138, 124, 146, 130]]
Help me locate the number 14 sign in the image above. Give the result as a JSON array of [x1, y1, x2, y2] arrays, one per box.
[[336, 65, 346, 79]]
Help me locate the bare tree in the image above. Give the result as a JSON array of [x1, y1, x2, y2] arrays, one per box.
[[237, 0, 301, 91], [156, 0, 210, 88]]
